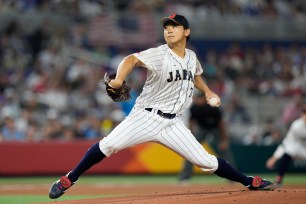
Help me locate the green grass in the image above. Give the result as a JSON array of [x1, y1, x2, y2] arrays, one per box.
[[0, 174, 305, 204], [0, 174, 227, 185], [1, 174, 305, 185], [0, 195, 107, 204]]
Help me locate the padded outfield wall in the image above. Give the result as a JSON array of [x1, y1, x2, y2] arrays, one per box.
[[0, 141, 305, 176]]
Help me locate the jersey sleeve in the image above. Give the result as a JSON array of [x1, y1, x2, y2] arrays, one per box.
[[273, 120, 298, 159], [133, 47, 162, 71], [273, 144, 285, 159]]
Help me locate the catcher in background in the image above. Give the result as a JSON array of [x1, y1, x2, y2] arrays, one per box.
[[49, 13, 274, 200], [266, 104, 306, 187]]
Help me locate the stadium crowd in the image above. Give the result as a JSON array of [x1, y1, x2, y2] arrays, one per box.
[[0, 0, 306, 143], [0, 0, 306, 18]]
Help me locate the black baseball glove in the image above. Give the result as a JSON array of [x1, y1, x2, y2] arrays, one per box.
[[100, 73, 131, 102]]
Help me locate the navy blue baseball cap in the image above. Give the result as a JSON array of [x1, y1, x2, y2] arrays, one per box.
[[161, 13, 189, 29]]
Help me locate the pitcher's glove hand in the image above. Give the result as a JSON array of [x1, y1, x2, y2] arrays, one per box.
[[100, 73, 131, 102]]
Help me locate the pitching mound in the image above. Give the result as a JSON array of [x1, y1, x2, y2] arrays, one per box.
[[40, 183, 306, 204]]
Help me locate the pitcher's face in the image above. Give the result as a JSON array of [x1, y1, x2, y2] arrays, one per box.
[[164, 22, 189, 45]]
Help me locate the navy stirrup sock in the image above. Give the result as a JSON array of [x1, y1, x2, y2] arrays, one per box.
[[214, 158, 252, 186], [278, 153, 292, 177], [68, 142, 106, 182]]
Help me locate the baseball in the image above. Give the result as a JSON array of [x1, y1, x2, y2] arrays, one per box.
[[208, 97, 219, 107]]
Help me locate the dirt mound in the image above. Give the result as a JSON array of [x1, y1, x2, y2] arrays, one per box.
[[41, 184, 306, 204]]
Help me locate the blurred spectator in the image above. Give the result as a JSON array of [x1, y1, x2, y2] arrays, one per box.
[[62, 127, 76, 141], [83, 116, 102, 140], [225, 94, 251, 124], [242, 124, 263, 145], [280, 93, 304, 129], [203, 49, 218, 78], [1, 88, 20, 119], [72, 114, 87, 139], [15, 108, 32, 135], [27, 21, 52, 61], [0, 116, 25, 141], [41, 109, 63, 140], [38, 85, 68, 111], [38, 45, 61, 73], [101, 117, 113, 136], [101, 108, 126, 135], [66, 59, 90, 89], [25, 62, 49, 93], [261, 118, 282, 145]]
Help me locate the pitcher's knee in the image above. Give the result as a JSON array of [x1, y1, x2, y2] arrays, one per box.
[[197, 155, 219, 174], [99, 139, 119, 157]]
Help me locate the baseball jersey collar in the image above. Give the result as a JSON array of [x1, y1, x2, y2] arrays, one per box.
[[166, 45, 188, 62]]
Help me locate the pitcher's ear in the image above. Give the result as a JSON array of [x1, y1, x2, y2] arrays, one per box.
[[185, 28, 190, 38]]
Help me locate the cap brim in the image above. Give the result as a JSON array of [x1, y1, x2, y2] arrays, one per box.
[[161, 17, 180, 27]]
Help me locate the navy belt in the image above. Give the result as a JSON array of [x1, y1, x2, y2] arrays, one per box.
[[145, 108, 176, 119]]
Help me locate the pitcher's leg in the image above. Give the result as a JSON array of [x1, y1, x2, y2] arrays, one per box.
[[99, 109, 164, 156], [69, 111, 155, 182], [68, 111, 152, 182], [49, 108, 164, 199], [159, 119, 261, 187], [159, 119, 218, 173], [178, 128, 207, 181], [68, 142, 106, 183], [49, 142, 105, 199]]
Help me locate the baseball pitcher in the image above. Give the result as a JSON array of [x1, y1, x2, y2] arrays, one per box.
[[49, 14, 274, 199]]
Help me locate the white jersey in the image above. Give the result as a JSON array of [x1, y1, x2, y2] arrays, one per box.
[[273, 117, 306, 159], [133, 44, 203, 115]]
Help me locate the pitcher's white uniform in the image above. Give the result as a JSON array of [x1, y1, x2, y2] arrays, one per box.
[[272, 117, 306, 160], [99, 44, 218, 173]]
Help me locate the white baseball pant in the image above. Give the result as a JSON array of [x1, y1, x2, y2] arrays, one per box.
[[99, 107, 218, 173]]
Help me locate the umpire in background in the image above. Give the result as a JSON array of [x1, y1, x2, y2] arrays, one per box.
[[179, 91, 233, 182]]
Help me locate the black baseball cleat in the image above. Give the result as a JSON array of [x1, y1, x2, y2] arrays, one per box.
[[247, 176, 275, 191], [49, 176, 74, 199]]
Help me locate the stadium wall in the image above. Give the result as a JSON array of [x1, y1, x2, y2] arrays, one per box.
[[0, 141, 305, 176]]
